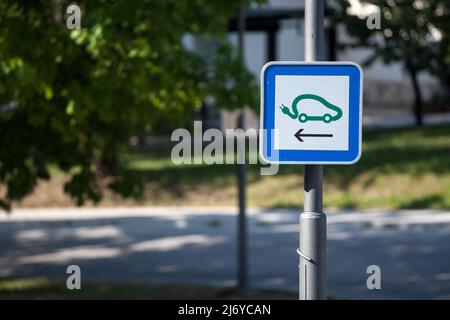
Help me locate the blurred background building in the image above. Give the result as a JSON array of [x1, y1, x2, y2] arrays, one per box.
[[196, 0, 447, 132]]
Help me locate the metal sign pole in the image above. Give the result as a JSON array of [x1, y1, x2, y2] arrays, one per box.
[[299, 0, 327, 300], [237, 6, 248, 296]]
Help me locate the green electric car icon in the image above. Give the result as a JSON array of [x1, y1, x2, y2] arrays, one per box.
[[279, 94, 343, 123]]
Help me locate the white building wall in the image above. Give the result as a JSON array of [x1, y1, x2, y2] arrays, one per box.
[[221, 0, 442, 130]]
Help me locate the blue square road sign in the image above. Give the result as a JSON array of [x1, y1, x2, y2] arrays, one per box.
[[259, 61, 363, 164]]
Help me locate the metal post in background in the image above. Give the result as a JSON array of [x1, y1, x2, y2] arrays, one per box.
[[237, 6, 248, 296], [299, 0, 327, 300]]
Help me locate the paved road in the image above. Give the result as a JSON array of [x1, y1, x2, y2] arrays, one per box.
[[2, 207, 450, 299]]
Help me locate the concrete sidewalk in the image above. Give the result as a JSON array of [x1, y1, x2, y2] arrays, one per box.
[[2, 207, 450, 299]]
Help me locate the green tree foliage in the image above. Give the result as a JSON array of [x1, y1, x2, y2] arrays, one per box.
[[0, 0, 259, 210], [334, 0, 449, 126], [426, 2, 450, 89]]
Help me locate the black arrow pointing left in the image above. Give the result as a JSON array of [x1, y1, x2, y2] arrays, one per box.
[[294, 128, 333, 142]]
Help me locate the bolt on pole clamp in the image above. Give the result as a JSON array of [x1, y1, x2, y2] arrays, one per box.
[[296, 248, 313, 262]]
